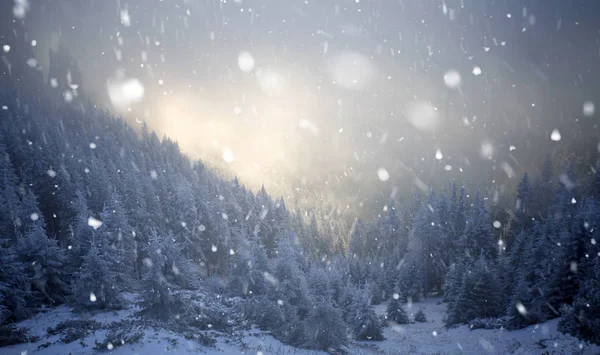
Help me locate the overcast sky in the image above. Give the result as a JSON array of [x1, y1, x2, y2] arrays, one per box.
[[3, 0, 600, 214]]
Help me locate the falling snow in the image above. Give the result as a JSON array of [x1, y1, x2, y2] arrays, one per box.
[[377, 168, 390, 181], [2, 1, 600, 354], [583, 101, 595, 116], [237, 51, 255, 72], [443, 70, 461, 88], [87, 217, 103, 230]]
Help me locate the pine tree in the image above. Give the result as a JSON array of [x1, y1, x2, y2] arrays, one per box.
[[227, 225, 252, 297], [276, 302, 306, 346], [375, 199, 406, 299], [340, 284, 358, 322], [98, 187, 136, 287], [559, 255, 600, 345], [513, 173, 533, 233], [15, 188, 69, 305], [397, 228, 425, 301], [69, 186, 94, 267], [307, 265, 332, 300], [413, 309, 427, 323], [149, 230, 196, 289], [348, 218, 366, 264], [446, 255, 503, 325], [458, 191, 496, 261], [247, 233, 269, 296], [17, 218, 69, 305], [531, 222, 568, 319], [273, 232, 311, 318], [503, 231, 529, 304], [449, 184, 467, 260], [351, 290, 383, 340], [0, 239, 28, 324], [386, 295, 409, 324], [443, 261, 466, 305], [531, 155, 554, 220], [411, 196, 447, 294], [303, 296, 348, 351], [505, 232, 545, 329], [246, 295, 284, 331], [71, 242, 123, 310], [255, 185, 277, 257], [140, 232, 177, 319], [0, 138, 21, 239]]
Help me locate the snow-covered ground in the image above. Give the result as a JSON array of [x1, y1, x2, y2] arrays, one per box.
[[3, 295, 599, 355], [358, 298, 600, 355]]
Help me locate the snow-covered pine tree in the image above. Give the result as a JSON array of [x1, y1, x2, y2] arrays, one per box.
[[276, 301, 305, 346], [411, 195, 447, 295], [347, 218, 367, 284], [82, 159, 112, 213], [413, 309, 427, 323], [529, 221, 567, 320], [17, 216, 68, 306], [505, 266, 542, 329], [340, 284, 358, 322], [365, 279, 383, 305], [140, 232, 177, 319], [273, 231, 311, 318], [327, 257, 349, 305], [531, 155, 554, 221], [0, 239, 28, 324], [459, 191, 496, 261], [386, 294, 409, 324], [351, 289, 383, 340], [513, 173, 533, 234], [307, 265, 332, 300], [245, 295, 284, 331], [227, 224, 252, 297], [303, 295, 348, 351], [98, 187, 136, 287], [502, 230, 529, 305], [247, 233, 269, 296], [71, 241, 123, 310], [14, 187, 68, 305], [443, 261, 465, 305], [0, 138, 21, 240], [446, 254, 503, 326], [150, 230, 196, 289], [69, 186, 94, 268], [447, 184, 467, 263], [559, 254, 600, 345], [397, 228, 425, 302], [545, 198, 593, 310]]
